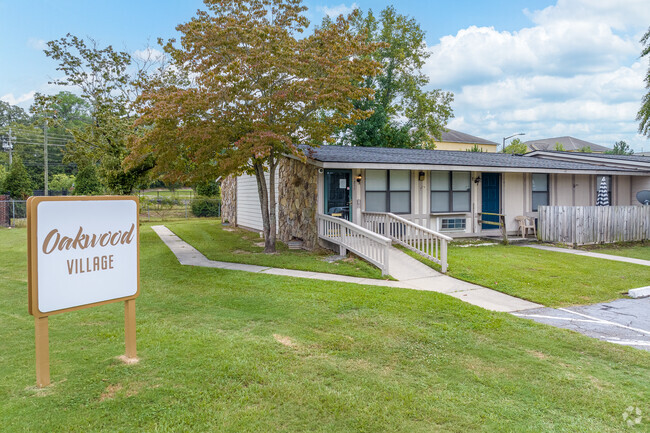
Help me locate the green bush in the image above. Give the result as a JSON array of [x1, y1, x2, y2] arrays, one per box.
[[191, 199, 221, 217], [195, 181, 220, 198], [50, 173, 75, 192]]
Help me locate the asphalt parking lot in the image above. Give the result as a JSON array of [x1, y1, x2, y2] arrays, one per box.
[[513, 297, 650, 351]]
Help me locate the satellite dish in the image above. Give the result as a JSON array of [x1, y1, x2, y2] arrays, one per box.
[[636, 190, 650, 205]]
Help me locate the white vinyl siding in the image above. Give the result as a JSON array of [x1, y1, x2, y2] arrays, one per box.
[[236, 172, 278, 232]]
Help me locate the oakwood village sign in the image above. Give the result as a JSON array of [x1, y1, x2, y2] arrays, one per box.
[[27, 196, 140, 387]]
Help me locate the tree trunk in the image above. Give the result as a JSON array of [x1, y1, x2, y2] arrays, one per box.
[[268, 155, 277, 252], [253, 161, 275, 253]]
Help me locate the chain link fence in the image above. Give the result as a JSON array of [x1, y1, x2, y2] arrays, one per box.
[[0, 199, 27, 227], [139, 197, 221, 221], [0, 197, 220, 227]]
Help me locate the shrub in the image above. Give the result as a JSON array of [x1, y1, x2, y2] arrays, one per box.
[[195, 181, 220, 198], [191, 199, 221, 217], [50, 173, 75, 192]]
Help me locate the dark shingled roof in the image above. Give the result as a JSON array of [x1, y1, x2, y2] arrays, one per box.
[[301, 146, 633, 172], [436, 129, 498, 146], [524, 136, 610, 152], [534, 151, 650, 163]]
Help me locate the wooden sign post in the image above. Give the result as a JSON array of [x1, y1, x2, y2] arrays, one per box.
[[27, 196, 140, 387]]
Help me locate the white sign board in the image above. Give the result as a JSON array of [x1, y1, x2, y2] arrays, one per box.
[[28, 196, 140, 316]]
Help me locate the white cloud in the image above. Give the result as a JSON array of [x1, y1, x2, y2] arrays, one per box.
[[132, 48, 165, 63], [27, 38, 47, 51], [1, 91, 36, 106], [318, 3, 358, 18], [425, 23, 636, 88], [423, 0, 650, 151], [527, 0, 650, 31]]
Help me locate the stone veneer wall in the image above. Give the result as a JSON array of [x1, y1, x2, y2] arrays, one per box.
[[220, 175, 237, 225], [277, 158, 318, 250]]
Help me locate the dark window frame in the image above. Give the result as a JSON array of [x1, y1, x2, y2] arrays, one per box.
[[531, 173, 549, 211], [365, 170, 411, 214], [430, 171, 471, 213]]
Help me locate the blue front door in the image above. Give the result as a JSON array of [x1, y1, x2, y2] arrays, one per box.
[[481, 173, 500, 229]]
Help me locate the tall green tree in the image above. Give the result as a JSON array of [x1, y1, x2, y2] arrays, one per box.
[[503, 138, 527, 154], [38, 34, 155, 194], [129, 0, 381, 252], [341, 6, 453, 148], [605, 140, 634, 155], [73, 164, 102, 195], [638, 26, 650, 137], [0, 101, 30, 127], [3, 156, 33, 199]]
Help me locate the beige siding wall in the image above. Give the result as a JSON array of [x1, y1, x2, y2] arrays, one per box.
[[434, 141, 498, 152], [613, 176, 631, 205], [631, 176, 650, 205], [552, 174, 573, 205], [573, 175, 591, 206], [503, 173, 525, 231]]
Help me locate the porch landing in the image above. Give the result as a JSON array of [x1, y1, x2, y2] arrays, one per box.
[[152, 225, 541, 313]]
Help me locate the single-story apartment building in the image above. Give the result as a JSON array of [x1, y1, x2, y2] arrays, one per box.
[[221, 147, 650, 250]]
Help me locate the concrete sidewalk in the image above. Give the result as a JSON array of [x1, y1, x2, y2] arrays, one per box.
[[524, 244, 650, 266], [151, 225, 541, 313]]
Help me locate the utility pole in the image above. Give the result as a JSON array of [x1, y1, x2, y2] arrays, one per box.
[[7, 128, 13, 165], [44, 120, 49, 196], [2, 128, 14, 165]]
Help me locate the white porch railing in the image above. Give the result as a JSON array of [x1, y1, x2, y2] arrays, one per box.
[[317, 213, 391, 276], [362, 211, 452, 273]]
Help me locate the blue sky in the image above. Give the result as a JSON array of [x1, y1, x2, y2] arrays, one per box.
[[1, 0, 649, 151]]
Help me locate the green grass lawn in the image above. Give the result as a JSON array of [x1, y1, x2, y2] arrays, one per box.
[[165, 219, 384, 279], [1, 225, 649, 432], [578, 242, 650, 261], [402, 243, 650, 307]]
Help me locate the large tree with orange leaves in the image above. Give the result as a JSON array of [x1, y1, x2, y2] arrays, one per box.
[[129, 0, 380, 252]]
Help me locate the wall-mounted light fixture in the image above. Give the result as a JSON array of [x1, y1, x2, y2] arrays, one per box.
[[474, 176, 481, 184], [418, 171, 425, 182], [356, 174, 362, 183]]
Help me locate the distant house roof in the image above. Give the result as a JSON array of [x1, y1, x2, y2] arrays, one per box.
[[524, 150, 650, 170], [436, 129, 498, 146], [524, 136, 610, 152], [300, 146, 635, 173]]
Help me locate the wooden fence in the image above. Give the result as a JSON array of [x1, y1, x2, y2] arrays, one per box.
[[538, 205, 650, 245]]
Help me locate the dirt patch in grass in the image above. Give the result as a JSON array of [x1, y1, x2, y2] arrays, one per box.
[[273, 334, 297, 348], [100, 383, 123, 401], [527, 350, 549, 360]]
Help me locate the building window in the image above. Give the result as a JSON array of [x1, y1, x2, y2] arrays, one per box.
[[365, 170, 411, 213], [441, 218, 466, 230], [532, 173, 549, 211], [596, 175, 612, 204], [430, 171, 470, 213]]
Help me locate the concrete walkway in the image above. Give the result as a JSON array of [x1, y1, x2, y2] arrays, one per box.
[[151, 225, 541, 313], [524, 244, 650, 266]]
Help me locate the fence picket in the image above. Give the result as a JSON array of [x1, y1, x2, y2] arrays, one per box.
[[538, 205, 650, 245]]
